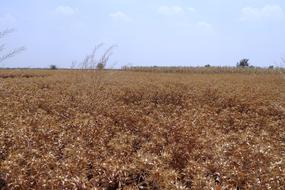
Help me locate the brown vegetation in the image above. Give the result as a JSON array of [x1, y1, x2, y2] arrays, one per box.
[[0, 74, 46, 79], [0, 69, 284, 189]]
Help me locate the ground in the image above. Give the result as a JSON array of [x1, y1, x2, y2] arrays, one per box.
[[0, 69, 284, 189]]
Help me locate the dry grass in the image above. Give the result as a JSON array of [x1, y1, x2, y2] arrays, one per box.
[[123, 66, 285, 75], [0, 69, 284, 190]]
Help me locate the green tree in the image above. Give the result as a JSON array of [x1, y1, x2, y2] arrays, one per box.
[[49, 65, 57, 70], [237, 58, 250, 67]]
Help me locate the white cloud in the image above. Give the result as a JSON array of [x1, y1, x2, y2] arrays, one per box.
[[158, 6, 197, 16], [0, 14, 16, 26], [240, 5, 284, 21], [55, 6, 78, 16], [158, 6, 185, 15], [188, 7, 197, 13], [110, 11, 132, 22], [197, 21, 212, 30]]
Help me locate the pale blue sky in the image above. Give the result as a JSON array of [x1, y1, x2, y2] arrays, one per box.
[[1, 0, 285, 68]]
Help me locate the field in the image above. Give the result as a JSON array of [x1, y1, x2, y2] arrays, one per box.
[[0, 69, 284, 190]]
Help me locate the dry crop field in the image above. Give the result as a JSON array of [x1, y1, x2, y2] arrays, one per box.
[[0, 69, 284, 190]]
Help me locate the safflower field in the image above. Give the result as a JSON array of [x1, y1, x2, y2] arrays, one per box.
[[0, 69, 284, 189]]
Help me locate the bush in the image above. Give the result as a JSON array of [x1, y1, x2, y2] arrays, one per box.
[[269, 65, 274, 69], [49, 65, 57, 70], [205, 64, 211, 68], [80, 44, 116, 70], [96, 63, 105, 70], [237, 58, 250, 67]]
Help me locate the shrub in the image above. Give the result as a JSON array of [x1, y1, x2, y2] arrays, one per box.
[[80, 44, 116, 70], [205, 64, 211, 68], [96, 62, 105, 70], [49, 65, 57, 70], [237, 58, 250, 67]]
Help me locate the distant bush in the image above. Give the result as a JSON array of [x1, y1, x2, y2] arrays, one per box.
[[269, 65, 274, 69], [205, 64, 211, 68], [237, 58, 250, 67], [49, 65, 57, 70], [96, 63, 105, 70]]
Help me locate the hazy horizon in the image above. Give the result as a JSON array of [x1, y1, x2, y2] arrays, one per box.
[[1, 0, 285, 68]]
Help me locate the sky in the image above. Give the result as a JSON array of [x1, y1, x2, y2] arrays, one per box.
[[0, 0, 285, 68]]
